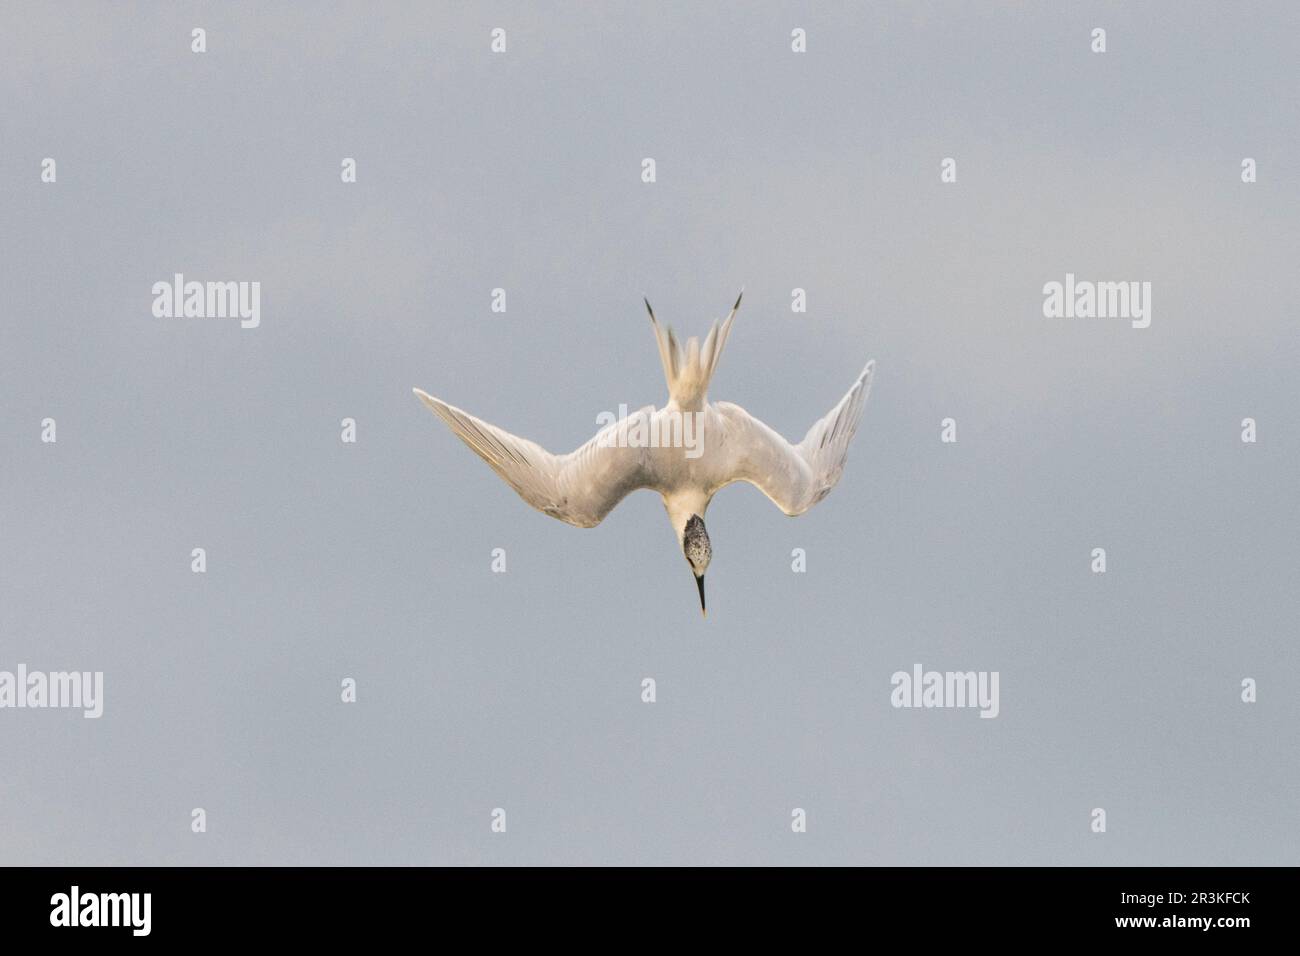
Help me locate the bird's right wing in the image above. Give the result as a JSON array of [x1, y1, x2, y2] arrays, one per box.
[[712, 360, 875, 515], [413, 389, 654, 528]]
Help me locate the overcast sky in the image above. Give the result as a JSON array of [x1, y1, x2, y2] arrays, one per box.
[[1, 1, 1297, 865]]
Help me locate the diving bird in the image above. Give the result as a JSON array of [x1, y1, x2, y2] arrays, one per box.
[[413, 293, 875, 616]]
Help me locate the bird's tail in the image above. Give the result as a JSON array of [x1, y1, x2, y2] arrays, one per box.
[[643, 291, 742, 410]]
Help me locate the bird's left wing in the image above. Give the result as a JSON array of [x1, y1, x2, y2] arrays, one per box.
[[413, 389, 654, 528], [711, 360, 875, 515]]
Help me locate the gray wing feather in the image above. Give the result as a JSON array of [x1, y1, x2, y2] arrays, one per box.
[[414, 389, 653, 527], [712, 360, 875, 515]]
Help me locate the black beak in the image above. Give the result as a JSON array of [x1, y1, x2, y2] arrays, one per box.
[[695, 574, 706, 617]]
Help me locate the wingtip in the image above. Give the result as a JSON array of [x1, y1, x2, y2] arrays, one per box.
[[643, 296, 656, 323], [733, 289, 744, 311], [412, 387, 441, 411], [858, 361, 877, 400]]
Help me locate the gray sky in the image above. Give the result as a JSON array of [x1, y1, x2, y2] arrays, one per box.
[[1, 1, 1297, 865]]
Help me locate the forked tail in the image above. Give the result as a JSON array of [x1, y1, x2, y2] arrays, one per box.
[[642, 291, 743, 410]]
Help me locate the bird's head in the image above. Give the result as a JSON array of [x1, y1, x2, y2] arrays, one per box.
[[682, 514, 712, 616]]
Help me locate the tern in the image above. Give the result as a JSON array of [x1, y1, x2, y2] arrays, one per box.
[[413, 293, 875, 616]]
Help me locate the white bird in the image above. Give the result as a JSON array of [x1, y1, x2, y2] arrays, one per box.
[[413, 293, 875, 616]]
